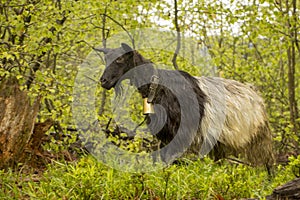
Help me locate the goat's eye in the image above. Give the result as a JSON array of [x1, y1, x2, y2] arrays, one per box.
[[116, 57, 124, 63]]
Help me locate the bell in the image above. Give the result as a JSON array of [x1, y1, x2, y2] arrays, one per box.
[[143, 98, 154, 114]]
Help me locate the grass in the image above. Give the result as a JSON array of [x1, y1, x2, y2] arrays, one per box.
[[0, 155, 296, 200]]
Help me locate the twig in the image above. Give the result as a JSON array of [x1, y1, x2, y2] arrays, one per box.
[[172, 0, 181, 70], [99, 5, 109, 116], [163, 169, 172, 200], [101, 13, 135, 48], [225, 157, 251, 166]]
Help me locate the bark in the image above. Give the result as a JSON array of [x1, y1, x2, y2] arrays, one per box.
[[286, 0, 299, 152], [245, 178, 300, 200], [29, 119, 53, 153], [0, 77, 40, 169], [266, 178, 300, 200]]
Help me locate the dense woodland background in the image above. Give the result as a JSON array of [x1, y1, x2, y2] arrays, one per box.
[[0, 0, 299, 199]]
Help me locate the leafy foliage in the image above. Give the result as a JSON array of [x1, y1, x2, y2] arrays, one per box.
[[1, 0, 299, 198], [0, 156, 296, 199]]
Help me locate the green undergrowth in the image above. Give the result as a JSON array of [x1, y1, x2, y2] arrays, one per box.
[[0, 156, 297, 200]]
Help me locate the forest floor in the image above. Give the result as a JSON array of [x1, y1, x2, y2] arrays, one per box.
[[0, 153, 298, 200]]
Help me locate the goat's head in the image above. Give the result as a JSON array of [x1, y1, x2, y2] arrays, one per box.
[[96, 43, 135, 90]]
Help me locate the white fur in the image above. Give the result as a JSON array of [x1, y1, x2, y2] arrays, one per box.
[[190, 76, 272, 164]]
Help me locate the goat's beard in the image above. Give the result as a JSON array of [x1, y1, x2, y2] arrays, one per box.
[[114, 81, 123, 97]]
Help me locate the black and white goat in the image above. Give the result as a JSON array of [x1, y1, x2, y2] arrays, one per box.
[[96, 43, 274, 169]]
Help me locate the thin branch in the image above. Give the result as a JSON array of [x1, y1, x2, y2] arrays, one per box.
[[101, 13, 135, 48], [225, 157, 251, 166], [171, 0, 181, 70], [248, 38, 265, 65], [102, 7, 108, 48], [98, 5, 110, 116]]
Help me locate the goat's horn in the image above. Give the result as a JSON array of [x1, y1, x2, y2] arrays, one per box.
[[121, 43, 133, 52]]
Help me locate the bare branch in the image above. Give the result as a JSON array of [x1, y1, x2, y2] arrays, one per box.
[[101, 14, 135, 48], [171, 0, 181, 70], [98, 5, 110, 116]]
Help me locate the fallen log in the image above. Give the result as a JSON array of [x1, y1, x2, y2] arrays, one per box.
[[266, 178, 300, 200]]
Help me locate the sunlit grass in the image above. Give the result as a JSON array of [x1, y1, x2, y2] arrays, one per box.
[[0, 155, 296, 199]]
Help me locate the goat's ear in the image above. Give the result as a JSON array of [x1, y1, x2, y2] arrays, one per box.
[[93, 47, 110, 54], [121, 43, 133, 52]]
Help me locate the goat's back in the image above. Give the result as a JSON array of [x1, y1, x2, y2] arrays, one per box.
[[193, 77, 273, 165]]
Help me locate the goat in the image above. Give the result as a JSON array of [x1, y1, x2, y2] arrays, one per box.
[[95, 43, 274, 170]]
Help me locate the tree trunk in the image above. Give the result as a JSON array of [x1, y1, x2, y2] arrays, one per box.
[[0, 77, 40, 169]]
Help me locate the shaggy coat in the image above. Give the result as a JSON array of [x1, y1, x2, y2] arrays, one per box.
[[96, 43, 274, 167]]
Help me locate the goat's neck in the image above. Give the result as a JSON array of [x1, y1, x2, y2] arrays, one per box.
[[131, 64, 157, 99]]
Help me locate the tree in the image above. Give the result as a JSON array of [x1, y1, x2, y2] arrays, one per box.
[[0, 0, 88, 168], [0, 0, 155, 168], [1, 0, 299, 169]]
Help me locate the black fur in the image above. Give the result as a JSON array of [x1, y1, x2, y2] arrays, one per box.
[[98, 44, 207, 162]]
